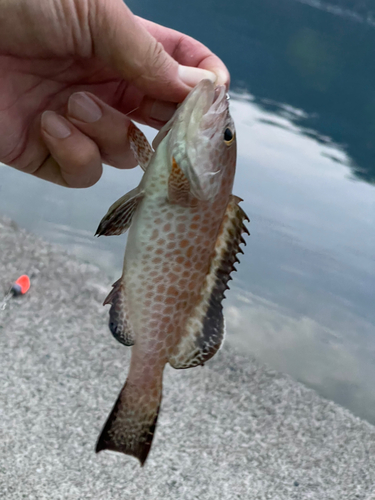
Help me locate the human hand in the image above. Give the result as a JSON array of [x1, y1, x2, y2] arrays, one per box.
[[0, 0, 229, 187]]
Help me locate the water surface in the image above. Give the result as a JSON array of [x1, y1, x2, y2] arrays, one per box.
[[0, 0, 374, 422]]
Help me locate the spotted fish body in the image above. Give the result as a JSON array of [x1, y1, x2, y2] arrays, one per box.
[[95, 80, 249, 465]]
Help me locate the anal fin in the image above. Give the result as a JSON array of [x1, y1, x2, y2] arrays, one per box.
[[168, 195, 249, 369], [96, 185, 144, 237], [103, 279, 134, 346]]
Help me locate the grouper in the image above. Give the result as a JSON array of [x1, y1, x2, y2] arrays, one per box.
[[95, 79, 249, 465]]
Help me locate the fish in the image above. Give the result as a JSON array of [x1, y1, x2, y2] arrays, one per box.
[[95, 79, 249, 466]]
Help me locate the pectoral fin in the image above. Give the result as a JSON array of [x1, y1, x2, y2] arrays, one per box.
[[168, 195, 249, 369], [168, 158, 198, 207], [95, 185, 144, 236], [128, 122, 153, 172]]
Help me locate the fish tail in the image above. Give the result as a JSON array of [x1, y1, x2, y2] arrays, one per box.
[[96, 364, 164, 466]]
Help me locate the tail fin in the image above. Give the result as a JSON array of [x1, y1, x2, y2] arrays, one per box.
[[96, 378, 162, 466]]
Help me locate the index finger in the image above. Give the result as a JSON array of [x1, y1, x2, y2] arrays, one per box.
[[136, 17, 230, 88]]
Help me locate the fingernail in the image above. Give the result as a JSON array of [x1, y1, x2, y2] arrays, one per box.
[[68, 92, 102, 123], [41, 111, 71, 139], [178, 65, 217, 87], [214, 68, 230, 87], [150, 100, 177, 122]]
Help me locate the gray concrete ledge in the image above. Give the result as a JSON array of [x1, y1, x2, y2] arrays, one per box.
[[0, 216, 374, 499]]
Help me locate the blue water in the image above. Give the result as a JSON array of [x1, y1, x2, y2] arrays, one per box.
[[0, 0, 374, 422]]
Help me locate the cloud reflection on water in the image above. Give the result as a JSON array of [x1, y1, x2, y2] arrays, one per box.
[[294, 0, 375, 27], [227, 92, 375, 422]]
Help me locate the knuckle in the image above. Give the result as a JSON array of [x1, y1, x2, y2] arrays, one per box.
[[145, 40, 173, 81], [73, 142, 99, 169]]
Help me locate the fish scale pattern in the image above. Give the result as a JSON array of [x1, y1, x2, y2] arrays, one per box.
[[124, 145, 236, 360]]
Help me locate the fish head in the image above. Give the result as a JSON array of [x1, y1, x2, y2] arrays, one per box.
[[153, 79, 236, 201]]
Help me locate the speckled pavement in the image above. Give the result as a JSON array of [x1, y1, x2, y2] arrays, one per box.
[[1, 216, 374, 500]]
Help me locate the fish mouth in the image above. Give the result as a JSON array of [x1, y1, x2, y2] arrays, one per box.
[[181, 80, 229, 199], [152, 79, 227, 150], [184, 80, 227, 135], [152, 79, 230, 201]]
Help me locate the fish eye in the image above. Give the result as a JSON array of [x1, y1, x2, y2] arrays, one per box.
[[224, 127, 235, 145]]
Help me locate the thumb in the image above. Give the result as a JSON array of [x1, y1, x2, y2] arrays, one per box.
[[90, 0, 216, 102]]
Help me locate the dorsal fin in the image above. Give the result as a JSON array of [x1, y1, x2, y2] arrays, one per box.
[[95, 185, 144, 237], [168, 195, 249, 369], [103, 279, 134, 346], [128, 122, 153, 172]]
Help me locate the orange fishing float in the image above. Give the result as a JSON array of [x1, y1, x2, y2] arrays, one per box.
[[11, 274, 31, 296], [1, 274, 31, 310]]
